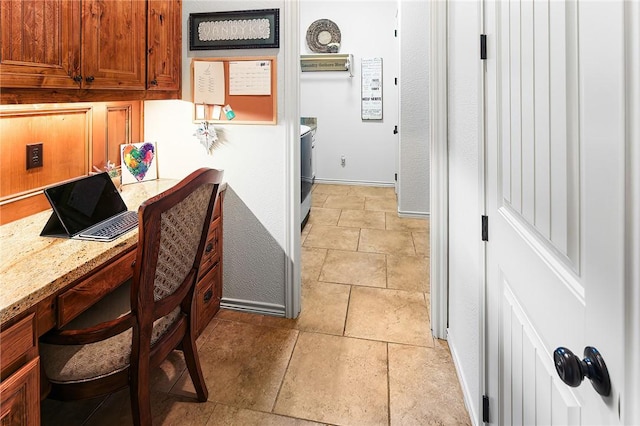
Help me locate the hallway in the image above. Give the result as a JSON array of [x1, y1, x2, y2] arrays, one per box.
[[41, 184, 470, 425]]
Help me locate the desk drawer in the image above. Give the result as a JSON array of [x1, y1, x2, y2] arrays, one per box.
[[199, 219, 220, 279], [57, 250, 136, 328], [0, 314, 36, 380], [195, 260, 221, 336], [0, 357, 40, 426]]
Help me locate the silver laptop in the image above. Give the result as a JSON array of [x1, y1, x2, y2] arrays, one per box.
[[40, 172, 138, 242]]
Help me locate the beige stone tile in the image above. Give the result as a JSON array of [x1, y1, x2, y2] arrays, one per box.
[[206, 404, 324, 425], [338, 209, 386, 229], [413, 231, 429, 257], [86, 388, 216, 426], [387, 255, 430, 293], [152, 350, 187, 393], [359, 228, 416, 256], [301, 247, 327, 284], [348, 185, 396, 198], [197, 316, 221, 348], [323, 195, 365, 210], [41, 396, 106, 426], [303, 225, 360, 251], [301, 222, 311, 244], [345, 286, 433, 346], [215, 309, 297, 330], [171, 321, 298, 412], [312, 184, 351, 195], [311, 192, 328, 207], [319, 249, 387, 288], [389, 343, 471, 425], [307, 207, 341, 226], [386, 213, 429, 232], [297, 281, 350, 335], [273, 332, 388, 425], [365, 196, 398, 212]]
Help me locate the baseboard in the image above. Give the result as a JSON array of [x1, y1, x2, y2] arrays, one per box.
[[313, 177, 395, 187], [447, 328, 480, 426], [220, 298, 286, 317], [398, 210, 430, 219]]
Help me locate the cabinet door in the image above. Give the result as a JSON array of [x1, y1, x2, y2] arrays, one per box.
[[0, 0, 81, 88], [81, 0, 146, 90], [0, 358, 40, 426], [147, 0, 181, 91]]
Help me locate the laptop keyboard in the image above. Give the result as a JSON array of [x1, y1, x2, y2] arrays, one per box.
[[82, 211, 138, 240]]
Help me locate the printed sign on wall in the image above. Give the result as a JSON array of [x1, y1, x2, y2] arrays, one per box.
[[361, 57, 383, 120]]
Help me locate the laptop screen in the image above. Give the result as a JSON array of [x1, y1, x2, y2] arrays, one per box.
[[44, 173, 128, 236]]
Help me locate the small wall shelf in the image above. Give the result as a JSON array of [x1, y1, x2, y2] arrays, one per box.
[[300, 54, 353, 77]]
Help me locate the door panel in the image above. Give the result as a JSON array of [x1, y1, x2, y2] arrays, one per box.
[[485, 0, 625, 424], [81, 0, 146, 89], [499, 0, 579, 268], [500, 277, 581, 425], [0, 0, 81, 88]]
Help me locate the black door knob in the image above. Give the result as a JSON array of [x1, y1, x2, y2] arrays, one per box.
[[85, 76, 95, 83], [553, 346, 611, 396], [73, 75, 83, 82]]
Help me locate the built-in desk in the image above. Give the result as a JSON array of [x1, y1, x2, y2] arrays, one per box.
[[0, 178, 225, 425]]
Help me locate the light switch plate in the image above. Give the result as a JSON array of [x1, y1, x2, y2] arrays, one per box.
[[26, 143, 43, 169]]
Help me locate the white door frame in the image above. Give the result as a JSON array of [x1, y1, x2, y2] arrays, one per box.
[[428, 0, 449, 341], [624, 0, 640, 421], [284, 0, 301, 319]]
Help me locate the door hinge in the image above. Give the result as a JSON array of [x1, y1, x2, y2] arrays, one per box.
[[482, 395, 490, 422], [482, 215, 489, 241], [480, 34, 487, 60], [393, 125, 398, 135]]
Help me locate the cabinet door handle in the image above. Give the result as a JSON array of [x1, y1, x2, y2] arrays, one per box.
[[205, 243, 214, 253], [73, 75, 83, 82], [85, 76, 95, 83], [150, 79, 158, 86], [203, 289, 213, 303]]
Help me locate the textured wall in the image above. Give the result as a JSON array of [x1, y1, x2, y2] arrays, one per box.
[[398, 1, 430, 215]]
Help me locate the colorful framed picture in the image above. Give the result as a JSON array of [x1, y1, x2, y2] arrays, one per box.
[[120, 142, 157, 184], [189, 9, 280, 50]]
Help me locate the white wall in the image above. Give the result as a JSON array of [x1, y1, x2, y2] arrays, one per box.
[[446, 0, 483, 424], [144, 0, 299, 316], [398, 1, 430, 215], [300, 0, 399, 186]]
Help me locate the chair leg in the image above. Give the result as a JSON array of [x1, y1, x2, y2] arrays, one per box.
[[131, 335, 153, 426], [182, 330, 208, 402]]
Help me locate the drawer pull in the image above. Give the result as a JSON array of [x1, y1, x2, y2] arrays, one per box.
[[205, 243, 214, 253], [203, 289, 213, 303]]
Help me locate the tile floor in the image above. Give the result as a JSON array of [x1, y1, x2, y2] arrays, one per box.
[[41, 184, 470, 425]]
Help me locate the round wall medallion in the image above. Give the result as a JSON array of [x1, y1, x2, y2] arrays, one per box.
[[306, 19, 341, 53]]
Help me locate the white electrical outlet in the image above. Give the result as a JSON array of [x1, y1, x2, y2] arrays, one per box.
[[341, 155, 346, 167]]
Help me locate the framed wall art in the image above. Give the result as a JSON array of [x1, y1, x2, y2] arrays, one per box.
[[189, 9, 280, 50], [120, 142, 157, 184]]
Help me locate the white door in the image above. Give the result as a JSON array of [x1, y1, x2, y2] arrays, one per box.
[[484, 0, 628, 424]]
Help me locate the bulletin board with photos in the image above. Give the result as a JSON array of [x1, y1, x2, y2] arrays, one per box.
[[191, 56, 277, 124]]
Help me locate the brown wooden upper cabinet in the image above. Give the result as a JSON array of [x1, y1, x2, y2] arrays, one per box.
[[147, 0, 182, 91], [0, 0, 181, 97], [81, 0, 146, 90]]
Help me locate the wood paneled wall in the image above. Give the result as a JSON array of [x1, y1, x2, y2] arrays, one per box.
[[0, 101, 142, 224]]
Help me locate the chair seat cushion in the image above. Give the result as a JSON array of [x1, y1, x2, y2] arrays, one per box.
[[41, 281, 181, 384]]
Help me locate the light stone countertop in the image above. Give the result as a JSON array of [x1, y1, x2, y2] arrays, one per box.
[[0, 179, 179, 325]]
